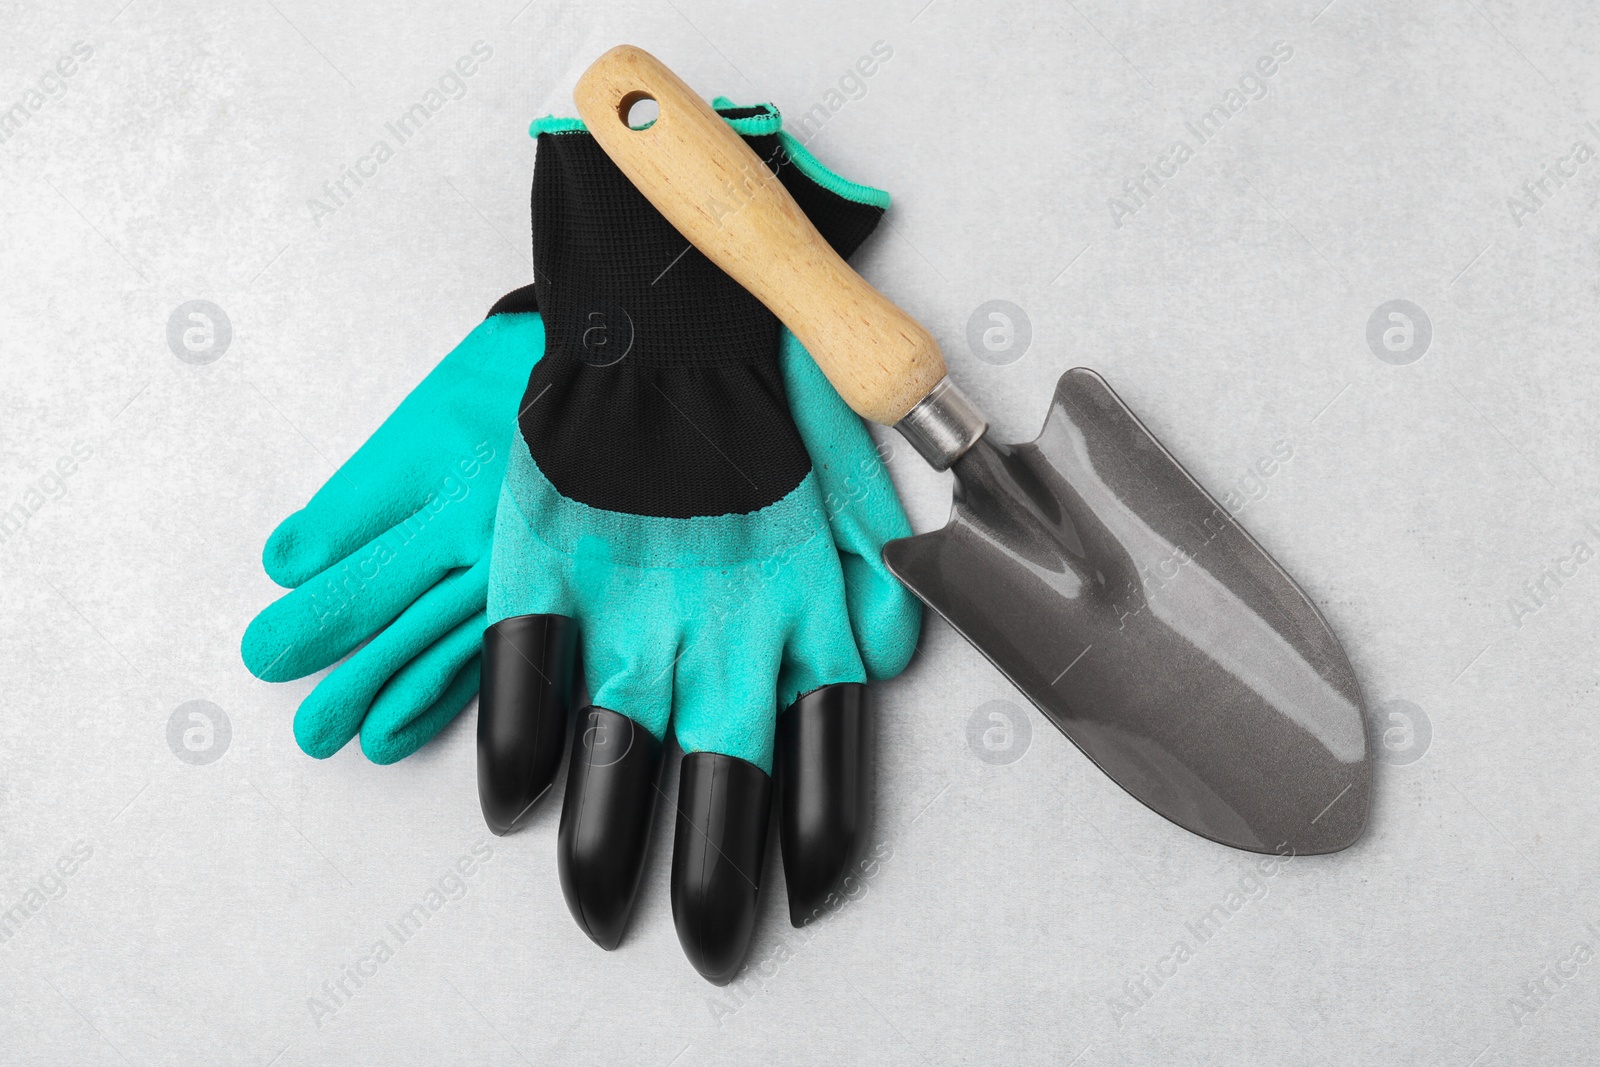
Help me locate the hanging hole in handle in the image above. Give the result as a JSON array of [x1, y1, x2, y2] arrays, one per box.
[[619, 91, 658, 131]]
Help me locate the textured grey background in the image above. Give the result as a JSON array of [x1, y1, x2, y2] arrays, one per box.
[[3, 0, 1599, 1063]]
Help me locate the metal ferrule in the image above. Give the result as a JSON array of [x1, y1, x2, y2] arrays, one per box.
[[894, 377, 988, 470]]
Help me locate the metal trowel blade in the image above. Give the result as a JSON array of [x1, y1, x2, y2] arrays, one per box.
[[883, 368, 1371, 854]]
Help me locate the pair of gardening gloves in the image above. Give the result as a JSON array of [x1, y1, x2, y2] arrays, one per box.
[[241, 101, 920, 984]]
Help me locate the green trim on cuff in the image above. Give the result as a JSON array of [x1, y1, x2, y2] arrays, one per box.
[[527, 101, 783, 140], [776, 131, 890, 209], [528, 115, 587, 137], [526, 101, 889, 210], [718, 104, 784, 136]]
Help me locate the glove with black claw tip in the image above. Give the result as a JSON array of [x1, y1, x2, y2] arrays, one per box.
[[479, 101, 921, 983]]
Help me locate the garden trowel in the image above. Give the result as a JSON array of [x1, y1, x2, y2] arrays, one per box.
[[575, 46, 1372, 855]]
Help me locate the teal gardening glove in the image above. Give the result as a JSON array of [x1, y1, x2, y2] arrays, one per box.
[[240, 102, 920, 982], [477, 104, 920, 983], [239, 103, 913, 779], [240, 287, 541, 765]]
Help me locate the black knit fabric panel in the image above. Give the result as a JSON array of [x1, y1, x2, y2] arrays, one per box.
[[521, 113, 884, 519]]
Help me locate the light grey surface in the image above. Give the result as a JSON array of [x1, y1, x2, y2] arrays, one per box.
[[2, 0, 1598, 1063]]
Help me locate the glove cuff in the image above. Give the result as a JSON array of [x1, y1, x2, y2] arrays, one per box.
[[518, 99, 887, 518]]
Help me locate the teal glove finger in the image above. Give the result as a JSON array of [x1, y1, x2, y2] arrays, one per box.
[[291, 557, 486, 759], [671, 505, 868, 769], [244, 502, 477, 683], [244, 298, 542, 762], [359, 609, 487, 765], [777, 330, 921, 682], [260, 308, 541, 588]]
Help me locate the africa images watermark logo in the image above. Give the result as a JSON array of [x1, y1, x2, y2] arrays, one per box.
[[0, 440, 94, 548], [305, 441, 496, 631], [1505, 519, 1600, 629], [700, 41, 894, 232], [167, 300, 232, 365], [0, 41, 94, 149], [789, 41, 895, 146], [1507, 921, 1600, 1028], [966, 300, 1032, 367], [306, 840, 494, 1028], [967, 700, 1032, 765], [1505, 123, 1600, 229], [704, 841, 895, 1026], [0, 839, 95, 945], [1108, 42, 1295, 229], [166, 700, 231, 766], [1108, 844, 1297, 1028], [1369, 699, 1431, 767], [1366, 299, 1431, 366]]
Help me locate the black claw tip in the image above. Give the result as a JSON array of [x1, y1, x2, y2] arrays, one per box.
[[671, 752, 773, 984], [778, 684, 870, 926], [477, 614, 578, 834], [558, 707, 665, 950]]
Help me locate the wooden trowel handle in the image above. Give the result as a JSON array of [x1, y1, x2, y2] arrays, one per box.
[[574, 45, 946, 427]]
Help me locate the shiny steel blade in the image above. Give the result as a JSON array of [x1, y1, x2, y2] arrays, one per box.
[[883, 368, 1371, 854]]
